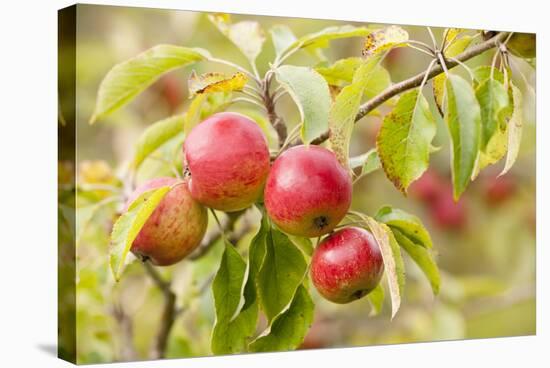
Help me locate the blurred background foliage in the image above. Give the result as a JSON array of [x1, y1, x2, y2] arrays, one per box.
[[58, 4, 535, 364]]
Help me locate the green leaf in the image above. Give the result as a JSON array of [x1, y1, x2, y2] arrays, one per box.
[[392, 228, 440, 295], [367, 283, 385, 316], [91, 45, 208, 123], [212, 241, 247, 322], [132, 115, 184, 169], [270, 25, 297, 60], [476, 78, 509, 150], [208, 14, 265, 63], [433, 36, 473, 114], [249, 285, 314, 352], [472, 66, 505, 88], [362, 26, 409, 58], [350, 149, 382, 177], [287, 235, 314, 258], [275, 65, 331, 144], [316, 57, 391, 95], [316, 57, 362, 86], [211, 241, 259, 354], [109, 186, 171, 281], [188, 71, 248, 96], [256, 225, 308, 322], [445, 74, 482, 200], [363, 216, 405, 319], [377, 89, 436, 193], [375, 206, 433, 249], [500, 83, 524, 176], [288, 25, 371, 54], [330, 57, 387, 170]]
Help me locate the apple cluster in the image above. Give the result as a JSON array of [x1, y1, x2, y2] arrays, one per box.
[[125, 112, 384, 304]]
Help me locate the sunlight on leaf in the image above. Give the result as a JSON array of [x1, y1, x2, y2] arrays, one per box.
[[132, 115, 184, 169], [109, 186, 171, 281], [500, 83, 524, 176], [91, 45, 209, 123]]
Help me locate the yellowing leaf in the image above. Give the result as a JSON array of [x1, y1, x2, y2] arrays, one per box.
[[363, 217, 405, 319], [500, 83, 524, 176], [362, 26, 409, 58], [444, 28, 465, 46], [183, 92, 232, 135], [188, 71, 248, 96], [476, 78, 509, 150], [109, 186, 171, 281]]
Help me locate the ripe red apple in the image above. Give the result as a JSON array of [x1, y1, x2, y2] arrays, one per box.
[[409, 169, 443, 204], [183, 112, 270, 212], [429, 187, 466, 231], [310, 227, 384, 304], [484, 175, 517, 206], [507, 33, 536, 59], [125, 177, 208, 266], [264, 145, 352, 238]]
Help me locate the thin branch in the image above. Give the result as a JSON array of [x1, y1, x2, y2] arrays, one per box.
[[310, 32, 510, 145], [142, 262, 176, 360], [188, 210, 247, 260]]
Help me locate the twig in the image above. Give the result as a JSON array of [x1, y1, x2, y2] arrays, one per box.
[[111, 303, 137, 361], [188, 210, 247, 260], [310, 32, 510, 145], [142, 262, 176, 360]]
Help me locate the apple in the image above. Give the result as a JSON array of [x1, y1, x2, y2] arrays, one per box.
[[310, 227, 384, 304], [125, 177, 208, 266], [183, 112, 270, 212], [264, 145, 352, 238], [507, 33, 536, 59], [484, 175, 517, 206], [409, 169, 443, 204], [429, 187, 466, 231]]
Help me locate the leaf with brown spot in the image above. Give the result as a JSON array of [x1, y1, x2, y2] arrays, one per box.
[[188, 71, 248, 96], [376, 89, 436, 194], [362, 26, 408, 58]]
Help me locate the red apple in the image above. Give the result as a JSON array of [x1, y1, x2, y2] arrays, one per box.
[[264, 145, 352, 237], [409, 169, 444, 204], [310, 227, 384, 304], [484, 175, 517, 206], [125, 177, 208, 266], [183, 112, 270, 212], [429, 187, 466, 231]]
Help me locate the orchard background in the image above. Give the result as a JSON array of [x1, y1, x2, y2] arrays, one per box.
[[58, 4, 536, 364]]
